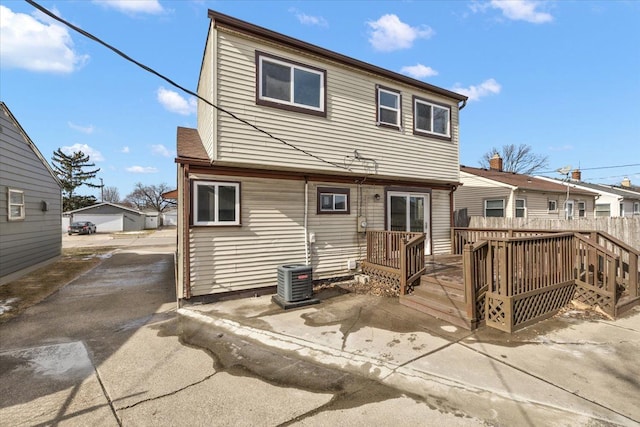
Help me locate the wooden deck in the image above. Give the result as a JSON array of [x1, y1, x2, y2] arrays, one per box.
[[364, 229, 640, 333]]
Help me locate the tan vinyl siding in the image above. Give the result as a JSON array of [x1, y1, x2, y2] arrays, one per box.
[[197, 23, 215, 160], [455, 173, 511, 217], [211, 30, 460, 182], [431, 189, 452, 254], [517, 192, 563, 219]]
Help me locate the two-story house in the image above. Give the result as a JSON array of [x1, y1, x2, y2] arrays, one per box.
[[175, 10, 467, 301]]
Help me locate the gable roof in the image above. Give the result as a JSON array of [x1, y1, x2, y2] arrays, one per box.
[[461, 165, 597, 197], [537, 177, 640, 201], [1, 102, 62, 188], [65, 202, 144, 215], [207, 10, 468, 104]]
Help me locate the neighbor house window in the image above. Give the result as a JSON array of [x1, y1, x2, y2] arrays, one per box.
[[620, 202, 625, 217], [484, 199, 505, 217], [193, 181, 240, 226], [634, 202, 640, 215], [317, 187, 350, 214], [577, 201, 586, 218], [376, 86, 401, 128], [548, 200, 557, 212], [256, 52, 325, 115], [413, 96, 451, 139], [595, 203, 611, 217], [515, 199, 526, 218], [8, 188, 25, 221]]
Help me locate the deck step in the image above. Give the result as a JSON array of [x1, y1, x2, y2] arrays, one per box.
[[412, 282, 466, 310], [616, 295, 640, 317], [399, 293, 476, 330]]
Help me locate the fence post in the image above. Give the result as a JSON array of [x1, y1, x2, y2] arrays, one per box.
[[630, 252, 639, 298], [400, 237, 407, 295], [463, 244, 477, 322]]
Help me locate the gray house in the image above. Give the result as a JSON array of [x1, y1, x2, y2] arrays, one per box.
[[0, 102, 63, 285], [65, 202, 147, 232]]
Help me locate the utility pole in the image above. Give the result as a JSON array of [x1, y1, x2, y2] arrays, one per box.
[[100, 178, 104, 202]]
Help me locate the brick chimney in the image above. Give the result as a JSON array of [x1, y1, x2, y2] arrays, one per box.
[[571, 169, 581, 181], [621, 177, 631, 187], [489, 153, 503, 172]]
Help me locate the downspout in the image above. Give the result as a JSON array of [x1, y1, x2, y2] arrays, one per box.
[[304, 177, 310, 266], [458, 99, 467, 111]]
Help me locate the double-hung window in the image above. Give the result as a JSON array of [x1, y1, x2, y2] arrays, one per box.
[[484, 199, 505, 217], [515, 199, 526, 218], [548, 199, 558, 212], [8, 188, 25, 221], [413, 96, 451, 139], [257, 52, 325, 116], [634, 202, 640, 215], [577, 201, 586, 218], [376, 86, 401, 128], [193, 181, 240, 226], [317, 187, 350, 214], [595, 203, 610, 217]]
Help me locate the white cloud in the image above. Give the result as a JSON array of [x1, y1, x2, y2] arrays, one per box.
[[126, 166, 158, 174], [68, 122, 95, 134], [290, 9, 328, 27], [151, 144, 173, 157], [92, 0, 165, 15], [451, 78, 501, 101], [0, 5, 89, 73], [367, 14, 434, 52], [156, 87, 196, 115], [121, 146, 130, 153], [474, 0, 554, 24], [400, 64, 438, 79], [61, 143, 104, 162]]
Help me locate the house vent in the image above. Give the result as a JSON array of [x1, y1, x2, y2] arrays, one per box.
[[277, 265, 313, 302]]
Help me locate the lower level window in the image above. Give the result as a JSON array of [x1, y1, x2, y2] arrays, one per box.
[[193, 180, 240, 226], [577, 201, 586, 218], [8, 188, 25, 220], [485, 199, 504, 217], [595, 203, 610, 217], [515, 199, 526, 218], [317, 187, 350, 214], [634, 202, 640, 215]]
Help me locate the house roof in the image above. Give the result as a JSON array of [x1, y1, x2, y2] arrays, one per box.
[[162, 189, 178, 199], [176, 127, 209, 165], [207, 10, 468, 104], [65, 202, 145, 215], [537, 177, 640, 201], [1, 102, 62, 188], [460, 166, 597, 197]]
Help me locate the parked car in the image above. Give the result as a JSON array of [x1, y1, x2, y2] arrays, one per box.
[[68, 221, 97, 235]]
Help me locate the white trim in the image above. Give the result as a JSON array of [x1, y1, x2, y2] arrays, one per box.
[[258, 55, 325, 112], [377, 87, 401, 127], [484, 198, 505, 217], [193, 180, 240, 226], [414, 98, 451, 138], [515, 198, 527, 218], [8, 188, 25, 221]]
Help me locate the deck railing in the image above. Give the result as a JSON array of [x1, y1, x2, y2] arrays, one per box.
[[364, 230, 425, 295], [458, 227, 640, 331]]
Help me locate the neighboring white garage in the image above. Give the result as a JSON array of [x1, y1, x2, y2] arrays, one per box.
[[65, 202, 147, 232], [73, 213, 123, 233]]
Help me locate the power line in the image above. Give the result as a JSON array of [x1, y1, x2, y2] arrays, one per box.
[[24, 0, 349, 171], [538, 163, 640, 174]]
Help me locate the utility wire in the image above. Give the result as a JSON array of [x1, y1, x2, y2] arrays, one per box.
[[538, 163, 640, 174], [25, 0, 349, 171]]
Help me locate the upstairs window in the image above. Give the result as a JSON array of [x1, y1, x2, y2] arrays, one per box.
[[193, 181, 240, 226], [376, 86, 401, 128], [256, 52, 325, 116], [515, 199, 526, 218], [484, 199, 505, 217], [317, 187, 350, 214], [8, 188, 25, 221], [413, 96, 451, 139]]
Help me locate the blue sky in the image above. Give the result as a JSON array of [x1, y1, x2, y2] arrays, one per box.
[[1, 0, 639, 200]]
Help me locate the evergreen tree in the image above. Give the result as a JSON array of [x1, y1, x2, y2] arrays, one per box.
[[51, 149, 101, 211]]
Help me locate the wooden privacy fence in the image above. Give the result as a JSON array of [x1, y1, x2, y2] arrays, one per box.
[[457, 228, 640, 332], [363, 231, 426, 295]]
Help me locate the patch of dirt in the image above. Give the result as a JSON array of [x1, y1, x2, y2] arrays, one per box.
[[556, 300, 613, 321], [0, 247, 116, 324], [316, 278, 399, 298]]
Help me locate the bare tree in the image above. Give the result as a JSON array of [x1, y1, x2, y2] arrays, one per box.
[[479, 144, 549, 175], [102, 186, 120, 203], [124, 182, 175, 212]]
